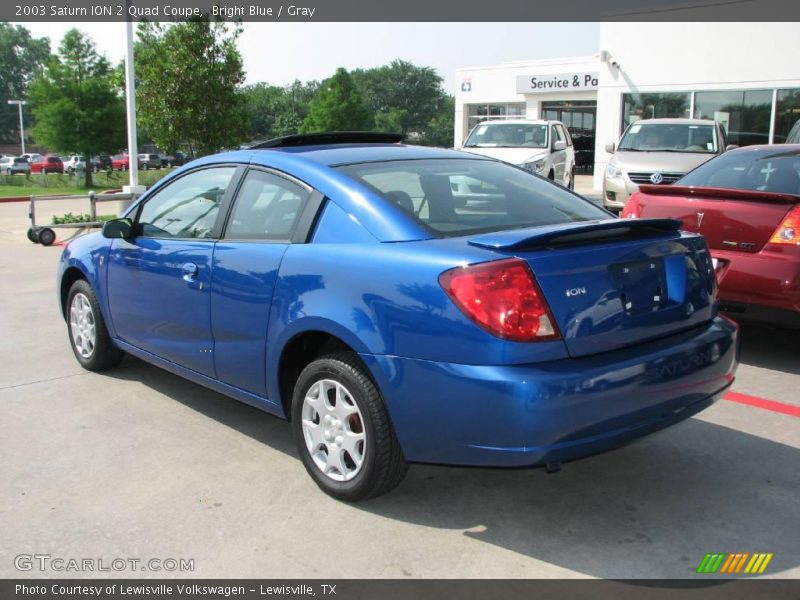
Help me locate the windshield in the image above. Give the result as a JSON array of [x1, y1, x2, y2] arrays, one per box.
[[619, 123, 718, 154], [337, 158, 608, 237], [464, 123, 548, 149], [679, 149, 800, 195]]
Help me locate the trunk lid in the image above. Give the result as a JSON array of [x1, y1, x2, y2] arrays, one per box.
[[469, 219, 716, 358], [634, 185, 798, 253]]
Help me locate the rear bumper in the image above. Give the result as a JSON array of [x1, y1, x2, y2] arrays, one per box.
[[362, 317, 738, 467], [714, 247, 800, 326]]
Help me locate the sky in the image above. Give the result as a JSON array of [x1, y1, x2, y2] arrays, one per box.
[[19, 22, 600, 93]]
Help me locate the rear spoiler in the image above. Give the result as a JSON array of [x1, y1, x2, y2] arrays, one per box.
[[468, 218, 682, 251], [638, 184, 800, 204]]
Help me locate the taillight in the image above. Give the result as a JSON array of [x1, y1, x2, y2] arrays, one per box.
[[768, 206, 800, 246], [438, 258, 560, 342]]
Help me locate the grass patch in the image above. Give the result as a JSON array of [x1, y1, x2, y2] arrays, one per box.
[[0, 169, 171, 198]]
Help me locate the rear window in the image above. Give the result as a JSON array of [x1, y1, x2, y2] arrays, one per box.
[[47, 157, 61, 163], [14, 158, 27, 164], [336, 158, 608, 236], [679, 149, 800, 195]]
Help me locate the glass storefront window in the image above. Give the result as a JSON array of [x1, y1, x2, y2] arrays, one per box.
[[693, 89, 772, 146], [465, 103, 526, 137], [621, 93, 690, 132], [774, 89, 800, 143]]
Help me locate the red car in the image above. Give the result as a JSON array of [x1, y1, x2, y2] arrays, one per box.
[[623, 145, 800, 328], [29, 155, 64, 174], [111, 153, 144, 171]]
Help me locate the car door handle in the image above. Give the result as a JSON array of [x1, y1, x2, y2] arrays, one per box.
[[182, 262, 199, 282]]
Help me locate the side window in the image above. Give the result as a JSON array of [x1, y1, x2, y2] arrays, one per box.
[[225, 169, 310, 241], [558, 124, 573, 146], [137, 167, 235, 239], [552, 125, 564, 146]]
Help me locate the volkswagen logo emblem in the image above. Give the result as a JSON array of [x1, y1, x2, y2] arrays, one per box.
[[650, 172, 664, 184]]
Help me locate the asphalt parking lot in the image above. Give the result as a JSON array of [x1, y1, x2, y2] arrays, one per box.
[[0, 196, 798, 579]]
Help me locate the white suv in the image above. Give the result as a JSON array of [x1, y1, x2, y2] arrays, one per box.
[[64, 155, 87, 173], [461, 119, 576, 189]]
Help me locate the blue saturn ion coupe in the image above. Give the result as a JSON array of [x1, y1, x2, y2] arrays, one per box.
[[58, 132, 739, 500]]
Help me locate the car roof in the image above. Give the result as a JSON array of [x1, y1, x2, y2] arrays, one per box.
[[223, 143, 486, 167], [726, 143, 800, 157], [255, 144, 482, 167], [475, 119, 556, 126], [632, 118, 717, 126]]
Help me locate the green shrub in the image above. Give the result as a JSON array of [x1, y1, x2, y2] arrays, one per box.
[[51, 213, 117, 224]]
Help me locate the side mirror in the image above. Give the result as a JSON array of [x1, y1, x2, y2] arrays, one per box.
[[725, 144, 739, 152], [553, 140, 567, 151], [102, 218, 134, 239], [605, 142, 616, 154]]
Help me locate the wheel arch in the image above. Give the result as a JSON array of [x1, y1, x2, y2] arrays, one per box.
[[59, 265, 89, 320], [271, 323, 377, 420]]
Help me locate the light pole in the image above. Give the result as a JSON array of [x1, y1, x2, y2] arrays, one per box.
[[121, 8, 144, 211], [7, 100, 26, 155]]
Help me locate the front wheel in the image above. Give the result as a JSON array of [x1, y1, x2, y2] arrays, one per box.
[[568, 167, 575, 190], [291, 353, 408, 501], [66, 279, 124, 371]]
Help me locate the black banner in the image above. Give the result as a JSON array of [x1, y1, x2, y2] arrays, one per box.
[[4, 580, 800, 600], [3, 0, 800, 22]]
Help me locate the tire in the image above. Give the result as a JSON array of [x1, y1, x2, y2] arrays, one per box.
[[66, 279, 124, 371], [27, 228, 39, 243], [568, 167, 575, 190], [291, 352, 408, 501], [37, 228, 56, 246], [548, 170, 555, 181]]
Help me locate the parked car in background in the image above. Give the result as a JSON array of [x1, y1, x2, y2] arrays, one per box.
[[159, 151, 188, 168], [58, 132, 737, 501], [461, 119, 577, 189], [138, 153, 161, 170], [0, 156, 31, 175], [604, 118, 733, 211], [623, 145, 800, 328], [92, 155, 112, 171], [111, 154, 144, 171], [22, 153, 43, 163], [29, 155, 64, 174], [64, 155, 87, 174]]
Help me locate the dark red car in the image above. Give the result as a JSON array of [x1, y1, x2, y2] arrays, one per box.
[[111, 154, 144, 171], [29, 155, 64, 174], [623, 145, 800, 328]]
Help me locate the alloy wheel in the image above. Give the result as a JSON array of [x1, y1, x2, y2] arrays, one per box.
[[69, 292, 96, 359], [301, 379, 367, 482]]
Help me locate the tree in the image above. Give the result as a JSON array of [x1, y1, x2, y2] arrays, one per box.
[[135, 17, 248, 156], [351, 60, 448, 137], [241, 80, 319, 141], [301, 68, 373, 133], [418, 95, 455, 147], [0, 23, 50, 145], [28, 29, 125, 187]]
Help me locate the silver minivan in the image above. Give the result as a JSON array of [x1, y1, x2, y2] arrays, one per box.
[[603, 118, 733, 211], [461, 119, 577, 189]]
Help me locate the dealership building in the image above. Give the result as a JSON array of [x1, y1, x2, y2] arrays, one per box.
[[454, 22, 800, 191]]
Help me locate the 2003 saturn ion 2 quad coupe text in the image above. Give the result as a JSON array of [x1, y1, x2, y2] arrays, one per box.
[[57, 132, 739, 501]]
